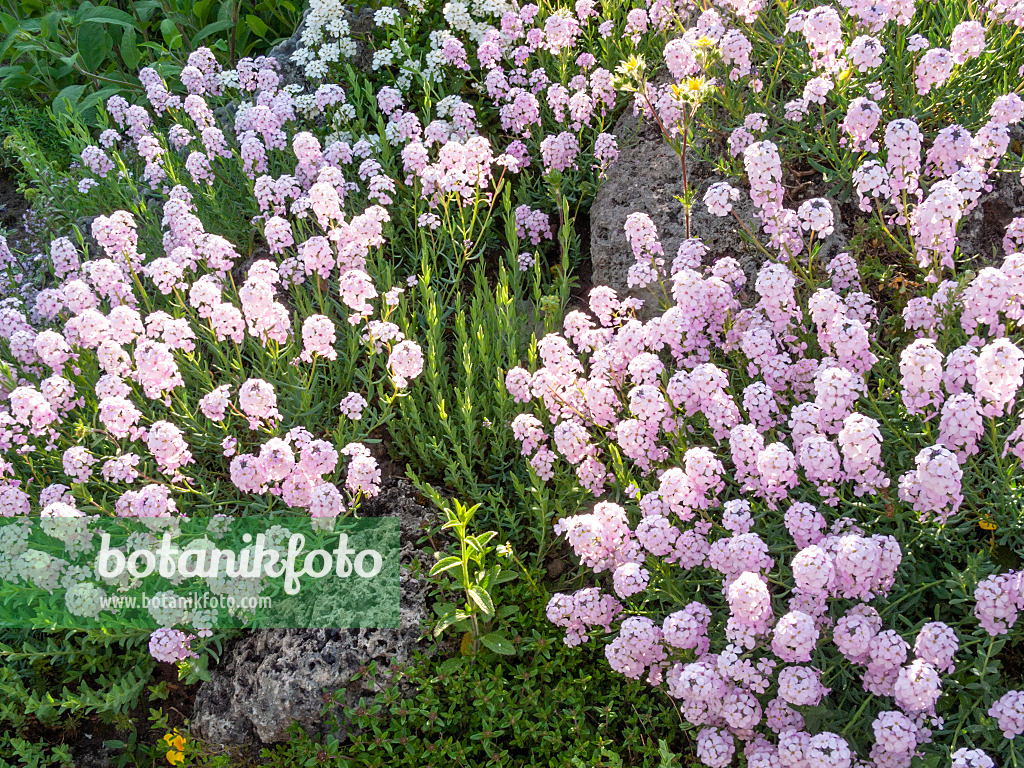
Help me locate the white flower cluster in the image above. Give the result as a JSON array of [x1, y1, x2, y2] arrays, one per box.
[[442, 0, 512, 42], [206, 514, 232, 539], [65, 580, 106, 619], [147, 589, 190, 626], [292, 0, 357, 80], [293, 0, 511, 88], [12, 549, 66, 593], [374, 6, 401, 26], [0, 520, 31, 580], [40, 503, 95, 557]]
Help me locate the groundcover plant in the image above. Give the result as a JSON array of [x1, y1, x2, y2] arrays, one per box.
[[0, 0, 1021, 764]]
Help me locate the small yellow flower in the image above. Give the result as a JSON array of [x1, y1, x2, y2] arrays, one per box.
[[163, 730, 186, 764], [979, 516, 997, 531], [694, 36, 716, 49], [684, 77, 706, 93]]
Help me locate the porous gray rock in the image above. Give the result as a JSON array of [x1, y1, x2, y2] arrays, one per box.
[[956, 159, 1024, 267], [189, 478, 434, 746], [590, 109, 851, 314], [590, 111, 766, 315], [266, 8, 313, 89]]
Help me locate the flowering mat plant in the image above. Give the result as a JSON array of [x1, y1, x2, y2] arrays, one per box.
[[0, 0, 1021, 763]]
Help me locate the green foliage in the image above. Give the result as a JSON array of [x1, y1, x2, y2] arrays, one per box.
[[0, 0, 301, 122], [0, 735, 73, 768], [0, 629, 154, 727], [0, 93, 69, 173], [259, 581, 687, 768], [419, 483, 519, 655], [388, 194, 579, 559]]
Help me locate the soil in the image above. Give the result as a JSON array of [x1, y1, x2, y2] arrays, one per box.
[[0, 169, 32, 249]]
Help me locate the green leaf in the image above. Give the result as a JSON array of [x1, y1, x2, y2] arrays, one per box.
[[491, 573, 516, 589], [133, 1, 159, 22], [438, 657, 464, 676], [479, 632, 515, 655], [428, 556, 463, 577], [473, 530, 497, 549], [432, 607, 458, 638], [657, 740, 681, 768], [0, 12, 21, 34], [77, 23, 111, 72], [192, 0, 215, 25], [78, 85, 122, 123], [52, 83, 86, 116], [159, 18, 181, 49], [467, 584, 494, 616], [78, 6, 140, 29], [193, 19, 233, 44], [0, 69, 34, 89], [245, 14, 269, 37], [120, 25, 140, 71]]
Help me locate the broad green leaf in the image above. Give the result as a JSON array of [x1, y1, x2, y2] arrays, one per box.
[[493, 569, 518, 585], [193, 19, 233, 44], [467, 584, 494, 616], [39, 9, 64, 39], [0, 12, 21, 34], [77, 23, 111, 72], [192, 0, 214, 25], [479, 632, 515, 655], [0, 69, 34, 89], [78, 86, 122, 118], [120, 25, 140, 71], [133, 1, 160, 22], [473, 530, 497, 548], [159, 18, 182, 49], [78, 6, 140, 29], [52, 83, 86, 116], [428, 556, 462, 577], [245, 14, 269, 37], [432, 609, 458, 638]]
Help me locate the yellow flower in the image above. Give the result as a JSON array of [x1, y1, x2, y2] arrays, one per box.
[[684, 77, 706, 94], [162, 730, 186, 760], [979, 516, 997, 531], [695, 36, 716, 49]]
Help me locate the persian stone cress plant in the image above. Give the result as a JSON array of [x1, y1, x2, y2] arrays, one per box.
[[0, 0, 1021, 764]]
